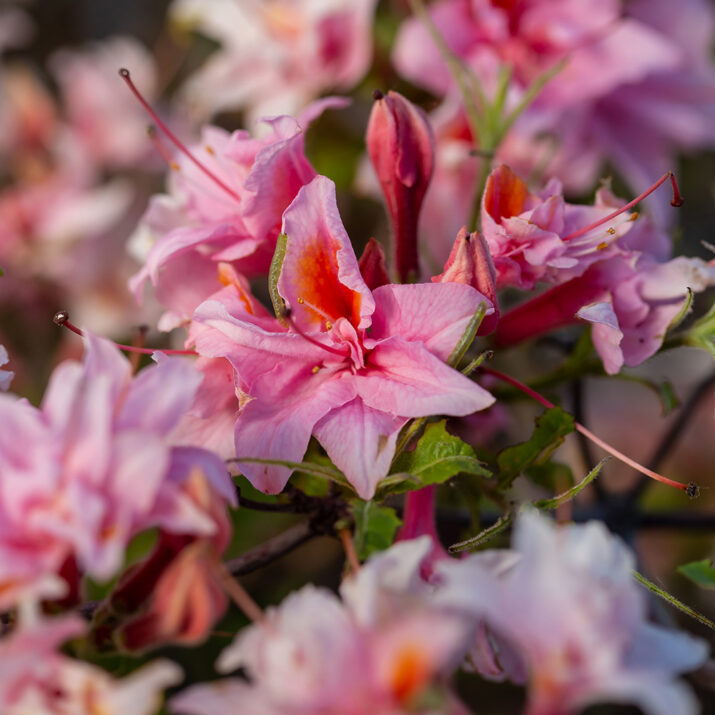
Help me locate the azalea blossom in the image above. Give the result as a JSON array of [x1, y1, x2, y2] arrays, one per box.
[[191, 175, 495, 498], [0, 612, 181, 714], [170, 0, 376, 123], [130, 99, 346, 331], [435, 510, 709, 715], [0, 332, 234, 608], [172, 539, 472, 714], [485, 166, 715, 373]]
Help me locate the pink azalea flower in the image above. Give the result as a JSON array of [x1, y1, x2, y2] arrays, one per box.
[[436, 510, 708, 715], [170, 0, 376, 123], [130, 99, 346, 330], [0, 332, 234, 607], [0, 612, 181, 714], [173, 539, 471, 714], [192, 175, 495, 498], [480, 165, 634, 290], [487, 170, 715, 373]]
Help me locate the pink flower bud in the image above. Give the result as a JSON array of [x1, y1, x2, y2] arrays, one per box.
[[358, 237, 391, 289], [367, 90, 435, 282], [433, 226, 500, 335]]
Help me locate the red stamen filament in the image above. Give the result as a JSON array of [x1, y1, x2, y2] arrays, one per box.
[[53, 311, 197, 356], [285, 310, 347, 358], [561, 172, 683, 242], [147, 125, 178, 170], [481, 366, 694, 494], [118, 68, 241, 204]]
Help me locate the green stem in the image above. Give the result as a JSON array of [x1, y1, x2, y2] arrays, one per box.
[[633, 570, 715, 631]]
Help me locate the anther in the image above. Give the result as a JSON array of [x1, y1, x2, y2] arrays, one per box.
[[628, 211, 639, 221], [325, 321, 333, 330], [669, 172, 684, 207], [596, 241, 608, 250], [311, 365, 321, 374], [606, 227, 616, 235], [372, 89, 384, 101], [686, 482, 700, 499], [53, 310, 196, 356]]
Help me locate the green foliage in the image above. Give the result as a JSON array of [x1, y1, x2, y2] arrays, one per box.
[[678, 559, 715, 589], [686, 298, 715, 358], [385, 420, 491, 496], [350, 500, 402, 560], [497, 407, 575, 488]]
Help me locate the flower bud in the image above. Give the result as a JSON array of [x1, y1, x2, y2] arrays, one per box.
[[358, 237, 391, 289], [367, 90, 435, 282], [433, 226, 500, 335]]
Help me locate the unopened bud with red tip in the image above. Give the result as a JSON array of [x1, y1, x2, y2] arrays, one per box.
[[358, 237, 391, 290], [367, 90, 435, 283], [433, 227, 500, 335]]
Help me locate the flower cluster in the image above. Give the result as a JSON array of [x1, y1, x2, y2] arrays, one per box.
[[0, 1, 713, 713]]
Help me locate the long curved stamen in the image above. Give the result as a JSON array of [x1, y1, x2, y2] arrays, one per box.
[[480, 365, 697, 495], [284, 310, 347, 358], [561, 172, 683, 243], [118, 68, 241, 204], [53, 311, 197, 356], [296, 296, 334, 329]]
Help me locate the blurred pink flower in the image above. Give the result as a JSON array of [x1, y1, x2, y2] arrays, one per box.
[[0, 333, 234, 607], [173, 539, 471, 714], [170, 0, 376, 123], [192, 176, 494, 498], [50, 36, 158, 171], [393, 0, 715, 218], [0, 612, 181, 714], [436, 510, 708, 715]]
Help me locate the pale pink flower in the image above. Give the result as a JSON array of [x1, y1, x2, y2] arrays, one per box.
[[0, 333, 234, 607], [0, 613, 181, 714], [192, 175, 494, 498], [436, 510, 709, 715], [170, 0, 376, 123], [173, 540, 471, 714], [130, 99, 346, 331]]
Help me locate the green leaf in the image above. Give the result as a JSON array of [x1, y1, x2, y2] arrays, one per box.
[[350, 500, 402, 560], [447, 303, 487, 368], [678, 559, 715, 589], [290, 471, 331, 498], [268, 233, 288, 324], [686, 298, 715, 358], [387, 420, 491, 495], [497, 407, 575, 488]]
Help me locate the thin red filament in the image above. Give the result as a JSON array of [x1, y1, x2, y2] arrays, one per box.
[[53, 311, 197, 356], [118, 68, 241, 204], [561, 172, 683, 242], [480, 365, 695, 494]]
